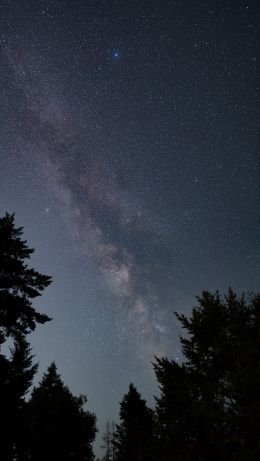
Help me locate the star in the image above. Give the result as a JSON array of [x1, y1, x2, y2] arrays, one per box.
[[0, 1, 258, 458], [112, 50, 121, 61]]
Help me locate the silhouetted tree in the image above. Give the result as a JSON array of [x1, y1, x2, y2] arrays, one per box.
[[0, 339, 15, 460], [154, 290, 260, 461], [111, 421, 116, 461], [0, 213, 51, 341], [101, 421, 116, 461], [0, 336, 38, 459], [113, 383, 156, 461], [10, 336, 38, 460], [0, 213, 51, 460], [28, 362, 97, 461], [101, 421, 112, 461]]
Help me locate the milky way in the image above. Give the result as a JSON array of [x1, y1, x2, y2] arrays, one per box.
[[0, 0, 259, 455]]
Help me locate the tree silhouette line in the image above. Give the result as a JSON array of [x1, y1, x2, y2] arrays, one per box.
[[0, 213, 259, 460]]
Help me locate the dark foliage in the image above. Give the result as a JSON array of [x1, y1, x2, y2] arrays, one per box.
[[0, 213, 52, 340], [0, 335, 38, 460], [113, 383, 156, 461], [1, 213, 259, 461], [0, 213, 51, 460], [101, 421, 116, 461], [28, 362, 97, 461], [154, 289, 260, 461], [0, 213, 97, 460]]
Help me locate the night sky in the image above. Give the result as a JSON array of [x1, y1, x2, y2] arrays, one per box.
[[0, 0, 259, 455]]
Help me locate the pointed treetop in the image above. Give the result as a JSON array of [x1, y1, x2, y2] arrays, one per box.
[[0, 212, 52, 339], [40, 362, 63, 388]]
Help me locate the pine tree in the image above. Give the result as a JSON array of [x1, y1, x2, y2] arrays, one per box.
[[28, 362, 97, 461], [113, 383, 156, 461], [154, 290, 260, 461], [10, 336, 38, 400], [0, 336, 38, 460], [10, 336, 38, 460], [0, 213, 51, 460], [101, 421, 112, 461], [101, 421, 116, 461], [0, 213, 52, 340]]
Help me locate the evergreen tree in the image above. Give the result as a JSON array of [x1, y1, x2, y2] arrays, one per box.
[[101, 421, 112, 461], [28, 362, 97, 461], [10, 336, 38, 400], [0, 341, 13, 460], [0, 213, 51, 460], [0, 336, 38, 460], [154, 290, 260, 461], [10, 336, 38, 460], [101, 421, 116, 461], [113, 383, 156, 461], [0, 213, 52, 341]]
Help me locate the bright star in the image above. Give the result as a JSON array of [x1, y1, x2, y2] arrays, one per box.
[[112, 50, 121, 61]]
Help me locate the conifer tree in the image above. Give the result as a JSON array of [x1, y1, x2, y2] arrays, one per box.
[[10, 336, 38, 460], [0, 213, 51, 341], [102, 421, 116, 461], [101, 421, 112, 461], [0, 213, 51, 460], [28, 362, 97, 461], [154, 290, 260, 461], [113, 383, 156, 461]]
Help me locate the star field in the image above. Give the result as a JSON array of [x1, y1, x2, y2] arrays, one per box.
[[0, 0, 259, 456]]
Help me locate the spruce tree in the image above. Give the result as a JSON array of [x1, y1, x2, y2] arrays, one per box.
[[0, 213, 51, 460], [154, 290, 260, 461], [102, 421, 116, 461], [101, 421, 112, 461], [10, 336, 38, 460], [113, 383, 156, 461], [0, 213, 51, 340], [28, 362, 97, 461]]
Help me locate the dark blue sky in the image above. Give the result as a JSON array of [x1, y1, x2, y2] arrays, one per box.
[[0, 0, 259, 456]]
